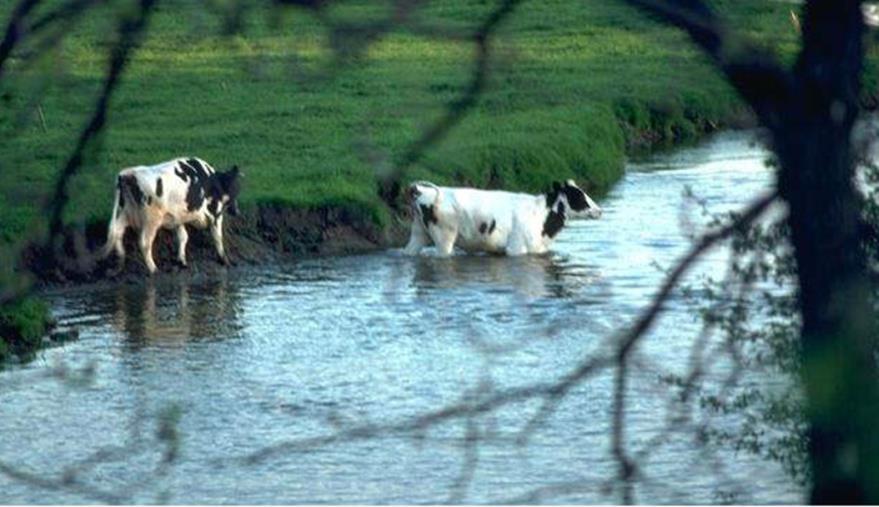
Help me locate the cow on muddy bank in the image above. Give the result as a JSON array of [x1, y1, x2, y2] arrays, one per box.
[[403, 179, 602, 257], [99, 157, 242, 274]]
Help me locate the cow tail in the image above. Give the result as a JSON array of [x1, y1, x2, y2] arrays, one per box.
[[100, 176, 124, 259], [411, 180, 442, 206], [111, 176, 123, 220]]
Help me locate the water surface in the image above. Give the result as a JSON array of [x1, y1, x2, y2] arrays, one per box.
[[0, 131, 803, 504]]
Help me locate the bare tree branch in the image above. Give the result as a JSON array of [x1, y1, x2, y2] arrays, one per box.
[[0, 0, 42, 82], [617, 191, 777, 359], [0, 461, 127, 504], [378, 0, 525, 207], [622, 0, 792, 130], [231, 191, 777, 482], [43, 0, 157, 263], [28, 0, 103, 34]]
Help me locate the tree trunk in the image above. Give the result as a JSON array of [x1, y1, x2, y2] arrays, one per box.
[[772, 1, 879, 502]]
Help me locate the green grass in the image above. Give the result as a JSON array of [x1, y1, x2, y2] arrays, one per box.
[[0, 0, 806, 247], [0, 297, 51, 363]]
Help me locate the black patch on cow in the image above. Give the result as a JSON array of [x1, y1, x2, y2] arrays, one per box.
[[479, 219, 497, 235], [156, 177, 163, 197], [419, 204, 438, 228], [173, 159, 241, 217], [208, 198, 221, 218], [545, 182, 562, 209], [176, 159, 214, 212], [542, 202, 566, 238], [187, 184, 206, 212], [116, 177, 126, 210], [407, 184, 421, 201], [119, 174, 146, 207], [563, 184, 589, 211], [187, 158, 210, 179], [146, 196, 152, 206]]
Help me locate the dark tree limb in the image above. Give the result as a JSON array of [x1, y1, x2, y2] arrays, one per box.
[[378, 0, 524, 207], [234, 192, 777, 476], [28, 0, 103, 34], [0, 0, 42, 83], [43, 0, 157, 263], [621, 0, 879, 502], [781, 2, 879, 502], [0, 461, 126, 504], [623, 0, 793, 131]]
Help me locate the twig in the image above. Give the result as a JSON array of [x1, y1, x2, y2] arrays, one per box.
[[36, 103, 47, 132], [28, 0, 103, 34], [0, 460, 127, 504], [43, 0, 157, 262], [0, 0, 42, 83], [622, 0, 792, 130], [233, 192, 777, 476], [378, 0, 525, 206]]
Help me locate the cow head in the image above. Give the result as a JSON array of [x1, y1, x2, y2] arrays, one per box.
[[547, 180, 601, 219], [217, 165, 243, 216]]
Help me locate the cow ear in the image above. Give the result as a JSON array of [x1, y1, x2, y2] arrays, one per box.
[[552, 181, 561, 192]]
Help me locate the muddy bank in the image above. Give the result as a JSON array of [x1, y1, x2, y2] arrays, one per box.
[[22, 108, 761, 287], [24, 203, 406, 288]]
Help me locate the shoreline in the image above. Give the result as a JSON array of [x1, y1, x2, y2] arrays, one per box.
[[28, 105, 760, 291]]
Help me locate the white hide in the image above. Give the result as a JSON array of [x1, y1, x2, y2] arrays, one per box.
[[100, 157, 240, 274], [403, 180, 601, 257]]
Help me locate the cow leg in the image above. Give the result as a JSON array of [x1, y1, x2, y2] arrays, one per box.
[[403, 220, 430, 255], [139, 219, 160, 275], [175, 225, 189, 267], [211, 216, 230, 265], [505, 241, 528, 256], [505, 221, 529, 256], [432, 227, 457, 257]]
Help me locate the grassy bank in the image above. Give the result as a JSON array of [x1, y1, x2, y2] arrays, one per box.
[[0, 0, 805, 252], [0, 297, 52, 364]]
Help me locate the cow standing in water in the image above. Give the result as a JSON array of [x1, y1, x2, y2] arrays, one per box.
[[403, 179, 601, 256], [100, 157, 242, 274]]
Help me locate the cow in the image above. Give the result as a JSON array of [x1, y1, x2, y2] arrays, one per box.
[[403, 179, 602, 257], [99, 157, 242, 274]]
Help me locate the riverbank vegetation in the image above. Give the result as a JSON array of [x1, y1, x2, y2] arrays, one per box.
[[0, 297, 51, 364], [1, 0, 876, 361], [1, 0, 806, 249]]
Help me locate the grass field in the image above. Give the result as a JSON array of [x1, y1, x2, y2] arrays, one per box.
[[0, 0, 806, 247]]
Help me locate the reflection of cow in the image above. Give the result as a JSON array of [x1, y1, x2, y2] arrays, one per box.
[[404, 180, 602, 256], [100, 157, 242, 274], [110, 274, 238, 346]]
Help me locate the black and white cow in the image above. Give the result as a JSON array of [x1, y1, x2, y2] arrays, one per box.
[[99, 157, 242, 274], [403, 179, 601, 256]]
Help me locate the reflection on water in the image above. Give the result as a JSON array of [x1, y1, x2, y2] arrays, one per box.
[[105, 274, 242, 347], [407, 253, 597, 300], [0, 131, 803, 504]]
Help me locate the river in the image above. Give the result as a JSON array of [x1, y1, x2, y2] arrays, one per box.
[[0, 130, 804, 504]]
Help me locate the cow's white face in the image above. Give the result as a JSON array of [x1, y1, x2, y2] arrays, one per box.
[[549, 179, 602, 219]]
